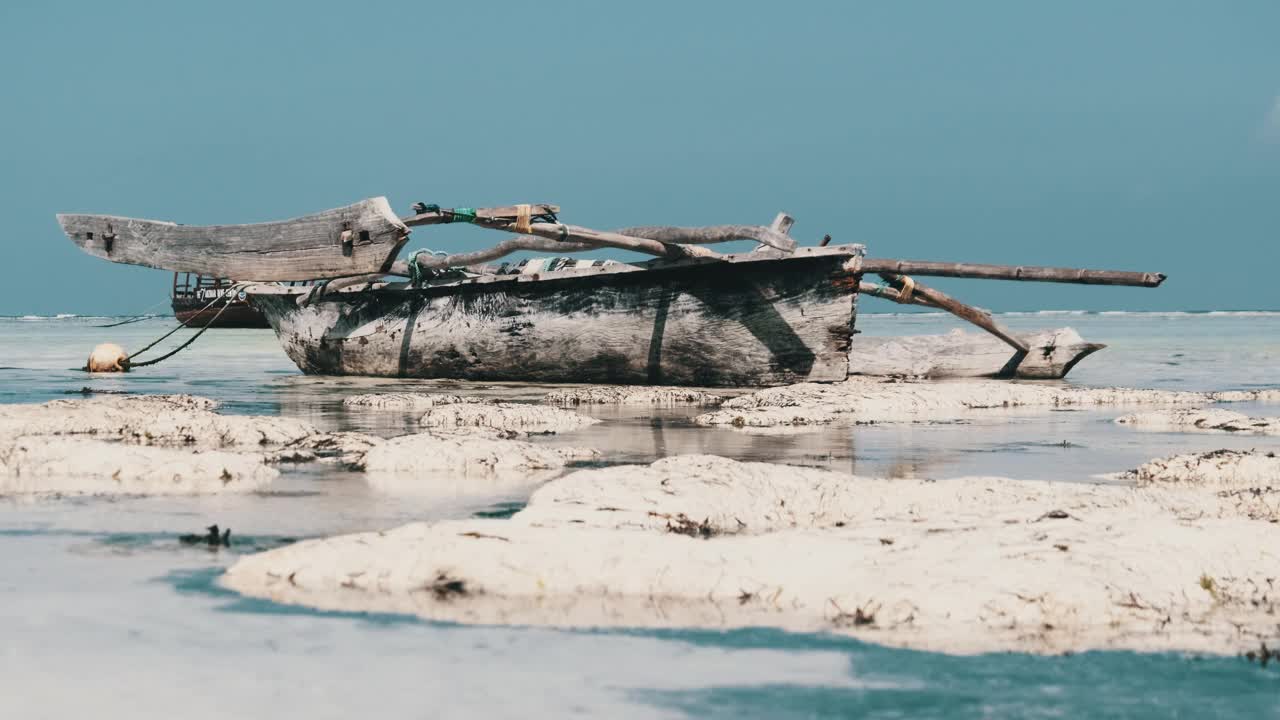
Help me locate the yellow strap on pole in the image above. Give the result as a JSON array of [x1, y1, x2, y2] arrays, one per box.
[[513, 204, 533, 234], [895, 275, 916, 304]]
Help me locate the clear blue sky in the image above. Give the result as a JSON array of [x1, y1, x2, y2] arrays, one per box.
[[2, 0, 1277, 314]]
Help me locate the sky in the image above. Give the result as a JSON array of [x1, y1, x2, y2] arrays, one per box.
[[1, 0, 1278, 314]]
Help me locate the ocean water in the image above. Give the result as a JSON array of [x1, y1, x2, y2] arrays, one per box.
[[1, 312, 1278, 718]]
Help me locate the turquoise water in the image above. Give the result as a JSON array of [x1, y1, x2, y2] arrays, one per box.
[[1, 313, 1278, 718]]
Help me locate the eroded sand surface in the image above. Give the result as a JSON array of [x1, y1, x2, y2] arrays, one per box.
[[695, 377, 1280, 428], [363, 433, 599, 492], [1114, 448, 1280, 488], [1116, 408, 1280, 435], [419, 402, 600, 433], [12, 388, 1280, 656], [0, 436, 277, 494], [543, 386, 724, 407], [343, 393, 485, 410], [0, 394, 315, 446], [224, 451, 1280, 656], [0, 394, 599, 495]]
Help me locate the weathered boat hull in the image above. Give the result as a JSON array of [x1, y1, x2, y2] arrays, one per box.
[[248, 249, 862, 387], [56, 197, 408, 281]]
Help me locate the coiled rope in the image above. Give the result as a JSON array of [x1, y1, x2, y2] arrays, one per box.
[[406, 248, 451, 286]]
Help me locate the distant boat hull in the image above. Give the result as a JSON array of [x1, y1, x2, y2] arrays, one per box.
[[170, 273, 270, 328], [248, 247, 863, 387], [172, 301, 269, 329]]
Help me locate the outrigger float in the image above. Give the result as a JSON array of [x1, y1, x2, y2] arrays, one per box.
[[57, 198, 1163, 385]]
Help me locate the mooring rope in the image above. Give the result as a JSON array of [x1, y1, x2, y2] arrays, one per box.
[[98, 315, 154, 328], [129, 299, 237, 368], [127, 290, 226, 358], [95, 298, 172, 328], [126, 282, 248, 366]]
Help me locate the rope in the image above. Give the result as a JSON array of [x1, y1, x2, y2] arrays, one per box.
[[129, 299, 237, 368], [125, 282, 248, 368], [128, 288, 233, 358], [406, 248, 451, 286], [513, 204, 532, 234], [97, 314, 157, 328], [895, 275, 917, 304], [96, 298, 171, 328]]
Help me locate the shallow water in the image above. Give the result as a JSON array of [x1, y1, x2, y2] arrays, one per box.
[[1, 313, 1278, 717]]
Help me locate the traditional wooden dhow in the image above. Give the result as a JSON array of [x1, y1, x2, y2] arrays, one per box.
[[56, 198, 1165, 383], [171, 273, 269, 328]]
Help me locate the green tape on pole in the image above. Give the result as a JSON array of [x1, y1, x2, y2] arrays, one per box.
[[449, 207, 477, 223]]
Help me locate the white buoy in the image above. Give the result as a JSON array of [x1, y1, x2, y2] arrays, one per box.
[[87, 343, 130, 373]]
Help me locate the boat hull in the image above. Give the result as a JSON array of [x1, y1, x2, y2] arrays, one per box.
[[249, 251, 860, 386], [173, 301, 270, 329]]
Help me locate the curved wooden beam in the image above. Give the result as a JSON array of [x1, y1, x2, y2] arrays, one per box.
[[862, 276, 1029, 353]]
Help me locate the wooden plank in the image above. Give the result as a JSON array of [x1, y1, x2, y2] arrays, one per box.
[[248, 254, 856, 386], [769, 212, 795, 237], [859, 259, 1165, 287], [56, 197, 408, 281]]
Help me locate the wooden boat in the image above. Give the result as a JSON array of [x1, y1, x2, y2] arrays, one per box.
[[171, 273, 269, 328], [56, 198, 1165, 384], [247, 246, 863, 386]]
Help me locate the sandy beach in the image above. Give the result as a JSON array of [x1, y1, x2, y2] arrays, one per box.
[[3, 348, 1277, 657]]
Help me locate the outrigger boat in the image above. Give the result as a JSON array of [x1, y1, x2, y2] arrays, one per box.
[[57, 197, 1164, 386]]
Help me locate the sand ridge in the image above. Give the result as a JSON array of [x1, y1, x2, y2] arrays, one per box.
[[223, 451, 1280, 656]]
